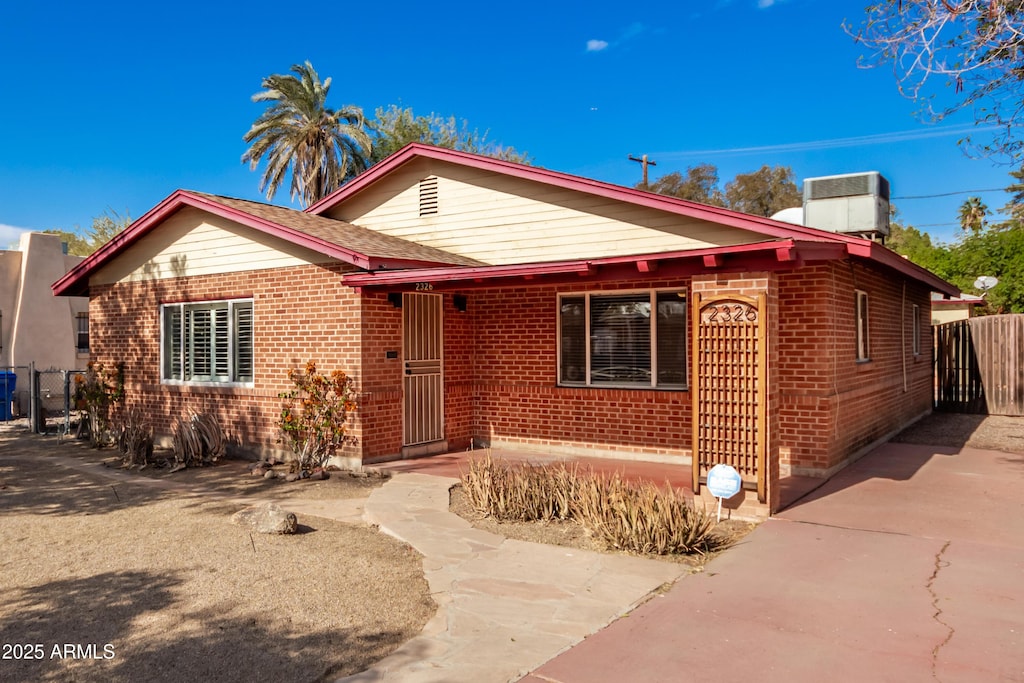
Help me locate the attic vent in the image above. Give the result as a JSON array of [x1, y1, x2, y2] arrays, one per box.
[[419, 176, 438, 216]]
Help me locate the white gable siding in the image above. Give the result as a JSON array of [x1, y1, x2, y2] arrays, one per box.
[[323, 159, 759, 265], [91, 207, 331, 285]]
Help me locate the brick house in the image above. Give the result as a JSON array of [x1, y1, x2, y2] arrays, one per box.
[[54, 144, 956, 514]]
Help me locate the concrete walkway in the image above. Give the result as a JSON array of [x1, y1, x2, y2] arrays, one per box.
[[523, 442, 1024, 683], [338, 473, 686, 683]]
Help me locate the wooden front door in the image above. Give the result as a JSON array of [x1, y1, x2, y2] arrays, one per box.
[[691, 293, 767, 502], [402, 293, 445, 452]]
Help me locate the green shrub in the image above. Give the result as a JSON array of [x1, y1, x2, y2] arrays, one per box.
[[460, 454, 726, 556]]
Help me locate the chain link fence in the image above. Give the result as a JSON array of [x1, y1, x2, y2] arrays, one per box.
[[0, 365, 87, 436]]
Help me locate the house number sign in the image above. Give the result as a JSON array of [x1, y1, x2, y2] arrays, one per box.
[[700, 301, 757, 323], [414, 282, 434, 291]]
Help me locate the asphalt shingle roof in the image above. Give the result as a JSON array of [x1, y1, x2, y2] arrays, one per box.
[[191, 192, 487, 267]]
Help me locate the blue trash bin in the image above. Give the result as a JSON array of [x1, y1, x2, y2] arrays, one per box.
[[0, 371, 16, 421]]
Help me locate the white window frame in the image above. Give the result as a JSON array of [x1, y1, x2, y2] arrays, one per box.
[[557, 288, 688, 390], [856, 290, 870, 362], [912, 303, 921, 356], [160, 298, 254, 386]]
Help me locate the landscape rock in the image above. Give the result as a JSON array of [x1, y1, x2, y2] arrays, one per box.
[[231, 503, 298, 535], [285, 473, 299, 482], [263, 470, 276, 480]]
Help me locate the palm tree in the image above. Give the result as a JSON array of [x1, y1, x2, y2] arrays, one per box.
[[242, 61, 371, 207], [958, 196, 988, 233]]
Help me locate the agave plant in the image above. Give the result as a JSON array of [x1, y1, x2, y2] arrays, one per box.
[[171, 412, 225, 469]]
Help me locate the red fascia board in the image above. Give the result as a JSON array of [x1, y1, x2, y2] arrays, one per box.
[[845, 241, 959, 297], [53, 190, 385, 297], [307, 144, 865, 245], [342, 240, 802, 288]]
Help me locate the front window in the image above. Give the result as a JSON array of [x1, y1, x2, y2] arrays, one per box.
[[161, 299, 253, 384], [559, 290, 687, 389]]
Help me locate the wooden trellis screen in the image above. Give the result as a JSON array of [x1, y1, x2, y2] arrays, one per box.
[[692, 293, 767, 503]]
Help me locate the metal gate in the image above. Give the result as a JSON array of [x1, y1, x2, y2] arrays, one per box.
[[402, 293, 444, 449], [691, 293, 767, 503], [935, 315, 1024, 415]]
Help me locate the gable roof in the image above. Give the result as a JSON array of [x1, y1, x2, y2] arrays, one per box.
[[308, 144, 862, 246], [308, 143, 957, 296], [53, 190, 485, 297], [53, 145, 959, 298]]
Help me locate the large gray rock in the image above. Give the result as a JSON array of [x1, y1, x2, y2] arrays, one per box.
[[231, 502, 298, 535]]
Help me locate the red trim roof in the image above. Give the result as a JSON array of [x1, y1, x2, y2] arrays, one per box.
[[53, 144, 959, 298], [341, 239, 957, 296], [310, 143, 862, 245], [313, 143, 957, 296], [52, 190, 482, 297]]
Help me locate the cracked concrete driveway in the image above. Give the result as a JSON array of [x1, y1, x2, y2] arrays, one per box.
[[523, 442, 1024, 683]]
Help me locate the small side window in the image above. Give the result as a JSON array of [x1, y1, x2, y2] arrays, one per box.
[[912, 303, 921, 356], [856, 290, 870, 361], [76, 313, 89, 354]]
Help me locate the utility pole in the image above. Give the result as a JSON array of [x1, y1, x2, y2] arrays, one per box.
[[628, 154, 657, 187]]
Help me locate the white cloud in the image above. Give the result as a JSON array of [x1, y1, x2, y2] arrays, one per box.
[[0, 224, 32, 250], [586, 39, 609, 52]]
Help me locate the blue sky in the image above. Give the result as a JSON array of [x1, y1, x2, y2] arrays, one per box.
[[0, 0, 1015, 249]]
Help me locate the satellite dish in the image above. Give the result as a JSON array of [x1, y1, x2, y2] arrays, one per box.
[[974, 276, 999, 291]]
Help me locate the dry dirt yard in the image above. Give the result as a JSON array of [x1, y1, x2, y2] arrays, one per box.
[[0, 429, 434, 683], [892, 412, 1024, 453]]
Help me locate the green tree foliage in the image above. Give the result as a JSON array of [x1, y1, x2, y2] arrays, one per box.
[[640, 164, 725, 206], [958, 196, 989, 233], [1002, 163, 1024, 221], [886, 220, 953, 277], [44, 210, 131, 256], [947, 223, 1024, 313], [368, 105, 529, 164], [242, 61, 371, 207], [639, 163, 799, 216], [847, 1, 1024, 162], [888, 215, 1024, 315], [723, 165, 802, 217]]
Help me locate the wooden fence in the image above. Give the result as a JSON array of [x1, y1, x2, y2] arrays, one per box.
[[934, 315, 1024, 416]]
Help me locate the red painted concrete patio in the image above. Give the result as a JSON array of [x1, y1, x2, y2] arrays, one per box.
[[518, 441, 1024, 683]]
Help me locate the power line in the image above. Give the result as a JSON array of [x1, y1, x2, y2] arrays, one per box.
[[893, 188, 1006, 200], [654, 123, 1006, 159]]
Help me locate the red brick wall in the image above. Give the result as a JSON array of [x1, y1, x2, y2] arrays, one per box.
[[456, 279, 693, 459], [89, 257, 934, 475], [776, 261, 933, 474], [88, 263, 365, 458]]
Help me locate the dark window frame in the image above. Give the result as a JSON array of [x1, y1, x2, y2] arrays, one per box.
[[557, 289, 688, 390]]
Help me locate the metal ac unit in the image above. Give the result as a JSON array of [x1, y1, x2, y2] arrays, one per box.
[[803, 171, 890, 237]]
